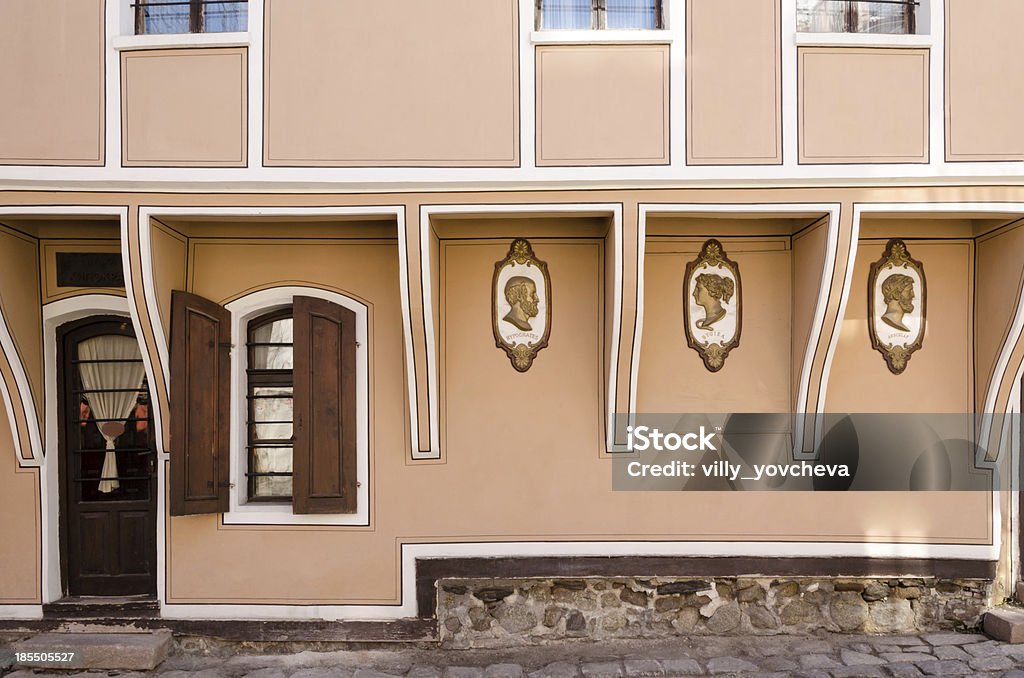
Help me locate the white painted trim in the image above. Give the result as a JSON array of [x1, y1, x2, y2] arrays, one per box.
[[418, 203, 623, 458], [794, 33, 932, 48], [781, 0, 798, 168], [669, 0, 685, 171], [222, 286, 370, 526], [41, 294, 134, 603], [0, 605, 43, 620], [813, 203, 856, 443], [158, 538, 997, 620], [530, 30, 672, 44], [634, 203, 842, 456], [0, 206, 133, 466], [519, 0, 537, 171], [928, 0, 946, 168], [111, 32, 251, 51]]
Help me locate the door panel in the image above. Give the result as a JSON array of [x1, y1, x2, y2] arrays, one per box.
[[59, 317, 157, 597]]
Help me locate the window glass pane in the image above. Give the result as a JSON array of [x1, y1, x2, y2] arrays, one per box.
[[251, 446, 292, 498], [796, 0, 846, 32], [853, 1, 912, 34], [137, 0, 190, 34], [606, 0, 660, 29], [542, 0, 592, 29], [203, 1, 248, 33], [249, 317, 293, 369], [252, 422, 293, 442], [252, 387, 293, 425]]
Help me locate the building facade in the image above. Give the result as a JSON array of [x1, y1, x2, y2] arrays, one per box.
[[1, 0, 1023, 643]]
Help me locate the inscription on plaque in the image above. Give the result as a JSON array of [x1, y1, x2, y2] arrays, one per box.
[[56, 252, 125, 288]]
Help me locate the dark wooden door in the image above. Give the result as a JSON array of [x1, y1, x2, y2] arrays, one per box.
[[58, 317, 156, 597]]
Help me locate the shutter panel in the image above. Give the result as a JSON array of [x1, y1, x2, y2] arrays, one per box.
[[292, 296, 357, 514], [169, 291, 231, 516]]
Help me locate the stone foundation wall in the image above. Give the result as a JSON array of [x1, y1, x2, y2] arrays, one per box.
[[437, 576, 992, 648]]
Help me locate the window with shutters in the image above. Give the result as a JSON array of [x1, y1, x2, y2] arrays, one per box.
[[169, 288, 366, 523]]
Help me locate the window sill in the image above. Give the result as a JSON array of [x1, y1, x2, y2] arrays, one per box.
[[531, 30, 672, 45], [223, 502, 369, 526], [111, 31, 250, 51], [795, 32, 932, 48]]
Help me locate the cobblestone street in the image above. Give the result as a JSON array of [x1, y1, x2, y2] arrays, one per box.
[[7, 631, 1024, 678]]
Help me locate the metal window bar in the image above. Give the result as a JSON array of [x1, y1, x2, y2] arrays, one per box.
[[72, 358, 145, 364], [245, 472, 294, 477], [73, 475, 151, 483], [73, 447, 152, 454], [75, 388, 147, 395], [73, 416, 151, 424]]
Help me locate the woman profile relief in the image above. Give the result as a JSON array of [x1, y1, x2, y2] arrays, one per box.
[[693, 273, 734, 329]]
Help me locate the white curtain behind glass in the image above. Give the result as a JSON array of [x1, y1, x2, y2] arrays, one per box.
[[77, 336, 147, 493], [250, 319, 293, 497], [606, 0, 659, 29], [541, 0, 592, 29]]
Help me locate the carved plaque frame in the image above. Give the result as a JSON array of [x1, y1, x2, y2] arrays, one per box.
[[492, 238, 552, 372], [683, 239, 742, 372], [868, 238, 926, 374]]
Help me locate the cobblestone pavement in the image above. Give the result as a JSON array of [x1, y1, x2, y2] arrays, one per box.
[[6, 632, 1024, 677]]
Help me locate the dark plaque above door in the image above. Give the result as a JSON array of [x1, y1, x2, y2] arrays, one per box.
[[56, 252, 125, 288]]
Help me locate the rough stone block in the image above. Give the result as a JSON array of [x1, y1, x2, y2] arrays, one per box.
[[984, 607, 1024, 643], [705, 656, 758, 675], [13, 630, 171, 671], [659, 658, 701, 675], [580, 662, 621, 678], [623, 659, 663, 678], [914, 660, 971, 675]]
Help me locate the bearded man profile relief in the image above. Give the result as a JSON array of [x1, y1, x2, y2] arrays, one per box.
[[880, 273, 915, 332], [503, 276, 540, 332], [693, 273, 735, 329]]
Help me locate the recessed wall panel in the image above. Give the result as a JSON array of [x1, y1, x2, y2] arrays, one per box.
[[264, 0, 518, 167], [687, 0, 781, 165], [536, 45, 670, 167], [0, 0, 104, 165], [798, 47, 929, 164], [122, 48, 247, 167], [945, 0, 1024, 161]]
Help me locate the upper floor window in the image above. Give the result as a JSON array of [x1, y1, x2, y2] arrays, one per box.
[[134, 0, 248, 35], [536, 0, 664, 30], [797, 0, 917, 34]]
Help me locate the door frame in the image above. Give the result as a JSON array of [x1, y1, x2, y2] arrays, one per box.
[[56, 313, 156, 597]]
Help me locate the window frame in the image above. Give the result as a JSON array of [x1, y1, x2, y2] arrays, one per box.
[[224, 287, 370, 526], [244, 307, 295, 503], [796, 0, 921, 36], [133, 0, 249, 36], [535, 0, 665, 31]]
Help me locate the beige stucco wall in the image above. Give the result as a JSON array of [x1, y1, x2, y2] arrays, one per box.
[[0, 398, 41, 603], [826, 239, 972, 413], [149, 221, 189, 348], [264, 0, 518, 167], [536, 45, 669, 167], [122, 48, 247, 167], [945, 0, 1024, 161], [0, 226, 43, 437], [638, 237, 791, 413], [0, 0, 104, 165], [798, 47, 929, 164], [686, 0, 780, 165], [791, 220, 828, 407], [975, 223, 1024, 411]]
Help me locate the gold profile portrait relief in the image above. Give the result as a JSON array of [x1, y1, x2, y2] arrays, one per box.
[[683, 239, 742, 372], [492, 239, 551, 372], [868, 239, 925, 374]]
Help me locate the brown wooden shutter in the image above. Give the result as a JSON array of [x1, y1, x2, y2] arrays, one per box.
[[169, 291, 231, 516], [292, 296, 357, 514]]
